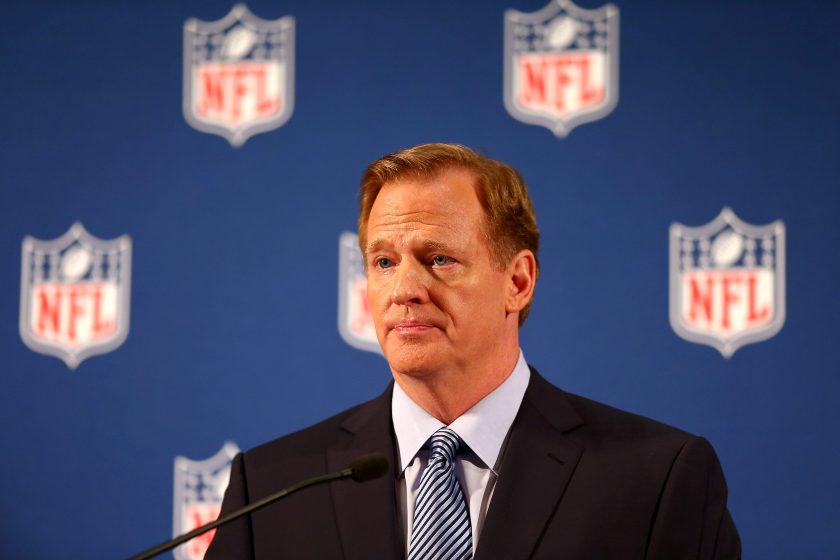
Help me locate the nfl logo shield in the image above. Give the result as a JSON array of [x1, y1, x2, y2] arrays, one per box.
[[19, 222, 131, 369], [173, 442, 240, 560], [183, 4, 295, 146], [337, 232, 382, 355], [504, 0, 619, 137], [669, 208, 786, 358]]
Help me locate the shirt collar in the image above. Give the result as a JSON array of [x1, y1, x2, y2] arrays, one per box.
[[391, 350, 531, 474]]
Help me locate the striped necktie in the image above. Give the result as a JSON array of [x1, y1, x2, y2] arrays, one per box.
[[408, 427, 473, 560]]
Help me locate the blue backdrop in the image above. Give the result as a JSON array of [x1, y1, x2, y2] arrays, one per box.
[[1, 0, 838, 558]]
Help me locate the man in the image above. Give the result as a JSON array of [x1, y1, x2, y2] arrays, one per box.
[[206, 143, 740, 559]]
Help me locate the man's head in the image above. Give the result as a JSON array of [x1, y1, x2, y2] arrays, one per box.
[[359, 144, 539, 416], [358, 143, 540, 324]]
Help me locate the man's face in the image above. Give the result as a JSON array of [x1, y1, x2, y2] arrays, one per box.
[[365, 168, 512, 380]]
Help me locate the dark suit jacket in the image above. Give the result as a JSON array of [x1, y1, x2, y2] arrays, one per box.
[[205, 368, 740, 559]]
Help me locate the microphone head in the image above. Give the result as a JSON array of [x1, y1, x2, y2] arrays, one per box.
[[350, 453, 389, 482]]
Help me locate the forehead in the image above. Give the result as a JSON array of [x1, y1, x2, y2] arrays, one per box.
[[369, 168, 482, 226]]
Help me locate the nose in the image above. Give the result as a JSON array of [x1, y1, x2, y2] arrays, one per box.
[[391, 260, 429, 306]]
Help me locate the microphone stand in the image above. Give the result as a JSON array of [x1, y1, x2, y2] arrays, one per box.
[[127, 453, 387, 560]]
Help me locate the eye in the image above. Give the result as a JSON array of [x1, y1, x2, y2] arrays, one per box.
[[432, 255, 453, 266], [375, 257, 393, 269]]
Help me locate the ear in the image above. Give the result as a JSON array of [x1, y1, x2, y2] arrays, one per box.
[[505, 249, 537, 315]]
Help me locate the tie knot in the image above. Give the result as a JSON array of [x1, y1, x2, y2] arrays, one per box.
[[429, 427, 462, 462]]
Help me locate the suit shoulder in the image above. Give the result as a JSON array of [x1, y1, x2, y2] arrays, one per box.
[[553, 388, 705, 475], [564, 390, 693, 443], [243, 388, 390, 466], [527, 367, 694, 451]]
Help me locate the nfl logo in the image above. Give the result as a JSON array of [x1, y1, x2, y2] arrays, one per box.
[[19, 222, 131, 369], [183, 4, 295, 146], [337, 232, 382, 355], [173, 442, 240, 560], [504, 0, 619, 137], [669, 208, 786, 358]]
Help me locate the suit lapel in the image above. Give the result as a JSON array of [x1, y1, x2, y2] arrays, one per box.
[[326, 385, 403, 560], [474, 369, 585, 560]]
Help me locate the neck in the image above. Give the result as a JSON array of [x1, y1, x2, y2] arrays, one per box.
[[392, 342, 520, 425]]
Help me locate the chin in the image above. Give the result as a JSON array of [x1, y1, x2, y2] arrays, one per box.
[[383, 344, 445, 378]]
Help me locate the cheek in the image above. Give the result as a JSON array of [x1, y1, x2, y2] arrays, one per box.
[[461, 277, 508, 312], [432, 283, 484, 319], [366, 277, 389, 311]]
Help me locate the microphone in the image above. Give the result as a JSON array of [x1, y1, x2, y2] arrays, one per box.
[[127, 452, 389, 560], [349, 452, 390, 482]]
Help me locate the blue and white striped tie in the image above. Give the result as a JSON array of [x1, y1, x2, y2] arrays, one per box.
[[408, 427, 473, 560]]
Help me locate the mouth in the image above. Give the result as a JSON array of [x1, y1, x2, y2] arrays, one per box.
[[388, 320, 438, 336]]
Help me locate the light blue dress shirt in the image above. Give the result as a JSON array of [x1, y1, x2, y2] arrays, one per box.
[[391, 350, 531, 553]]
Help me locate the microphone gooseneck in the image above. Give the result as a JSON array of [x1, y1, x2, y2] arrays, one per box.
[[127, 452, 390, 560]]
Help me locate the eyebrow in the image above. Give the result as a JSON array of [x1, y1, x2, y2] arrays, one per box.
[[365, 239, 389, 255], [365, 239, 454, 255], [420, 240, 452, 254]]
